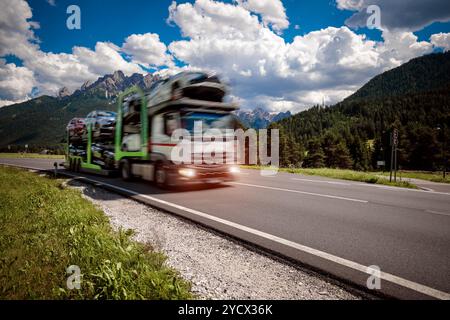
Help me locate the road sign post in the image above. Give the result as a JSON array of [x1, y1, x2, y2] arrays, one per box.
[[390, 129, 399, 182]]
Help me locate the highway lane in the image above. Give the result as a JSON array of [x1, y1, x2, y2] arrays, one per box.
[[1, 158, 449, 299]]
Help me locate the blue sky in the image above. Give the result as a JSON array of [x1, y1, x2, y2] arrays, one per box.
[[1, 0, 450, 110], [25, 0, 448, 54]]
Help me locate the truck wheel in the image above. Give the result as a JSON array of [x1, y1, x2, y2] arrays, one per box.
[[120, 160, 133, 181], [155, 163, 168, 188], [75, 159, 81, 173]]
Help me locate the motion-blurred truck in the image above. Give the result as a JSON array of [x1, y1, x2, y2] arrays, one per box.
[[66, 72, 240, 188]]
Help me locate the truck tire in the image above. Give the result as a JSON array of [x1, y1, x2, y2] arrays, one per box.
[[120, 159, 133, 181], [155, 163, 168, 189], [75, 159, 81, 173]]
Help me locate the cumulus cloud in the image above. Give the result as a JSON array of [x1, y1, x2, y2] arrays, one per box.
[[237, 0, 289, 33], [375, 30, 433, 70], [0, 0, 175, 106], [122, 33, 173, 68], [168, 0, 438, 112], [430, 32, 450, 51], [336, 0, 450, 32], [0, 59, 35, 106], [0, 0, 40, 58], [1, 0, 448, 112], [73, 42, 141, 76]]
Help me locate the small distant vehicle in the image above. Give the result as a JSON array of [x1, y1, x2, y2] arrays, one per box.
[[148, 72, 227, 106], [66, 118, 86, 137], [85, 110, 117, 137]]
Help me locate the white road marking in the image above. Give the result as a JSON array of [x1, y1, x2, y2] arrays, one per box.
[[61, 174, 450, 300], [426, 210, 450, 217], [232, 182, 368, 203], [241, 169, 450, 196], [354, 183, 450, 196], [3, 162, 450, 299], [292, 178, 350, 186]]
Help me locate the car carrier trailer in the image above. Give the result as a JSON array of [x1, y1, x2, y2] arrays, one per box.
[[65, 86, 240, 188]]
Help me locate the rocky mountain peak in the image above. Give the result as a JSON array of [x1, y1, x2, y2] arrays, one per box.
[[81, 80, 93, 91], [112, 70, 125, 82], [58, 87, 71, 98], [69, 70, 156, 98], [235, 107, 292, 129]]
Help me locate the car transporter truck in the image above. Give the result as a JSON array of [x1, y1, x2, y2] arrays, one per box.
[[65, 85, 241, 188]]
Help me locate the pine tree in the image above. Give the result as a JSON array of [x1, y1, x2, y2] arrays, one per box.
[[287, 135, 304, 167], [334, 142, 353, 169], [304, 139, 325, 168]]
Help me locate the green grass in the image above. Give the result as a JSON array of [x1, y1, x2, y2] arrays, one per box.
[[241, 166, 417, 189], [0, 153, 64, 159], [375, 171, 450, 184], [0, 166, 192, 300]]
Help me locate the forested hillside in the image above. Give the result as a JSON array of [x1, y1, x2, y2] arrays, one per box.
[[0, 92, 113, 149], [273, 52, 450, 171], [0, 70, 155, 149]]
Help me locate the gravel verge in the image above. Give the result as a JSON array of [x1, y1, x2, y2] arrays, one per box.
[[69, 180, 365, 300]]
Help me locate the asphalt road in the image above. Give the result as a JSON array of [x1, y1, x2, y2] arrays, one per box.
[[1, 158, 450, 299]]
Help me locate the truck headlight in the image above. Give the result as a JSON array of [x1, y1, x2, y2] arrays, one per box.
[[179, 168, 196, 178], [229, 166, 240, 174]]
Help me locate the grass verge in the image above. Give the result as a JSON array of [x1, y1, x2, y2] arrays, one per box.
[[0, 153, 64, 159], [241, 166, 417, 189], [375, 171, 450, 184], [0, 165, 192, 300]]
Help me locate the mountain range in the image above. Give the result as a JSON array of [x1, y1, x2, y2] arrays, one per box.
[[0, 51, 449, 172], [0, 71, 291, 148], [273, 51, 450, 171], [235, 108, 292, 129]]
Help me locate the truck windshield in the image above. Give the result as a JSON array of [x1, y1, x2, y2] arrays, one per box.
[[182, 112, 235, 133]]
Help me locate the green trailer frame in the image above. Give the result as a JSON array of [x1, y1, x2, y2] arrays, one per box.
[[66, 86, 148, 173], [115, 86, 149, 162], [66, 122, 103, 172]]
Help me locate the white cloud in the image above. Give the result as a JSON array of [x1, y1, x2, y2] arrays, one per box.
[[0, 0, 174, 102], [168, 0, 439, 112], [377, 30, 433, 69], [430, 32, 450, 51], [168, 0, 262, 40], [0, 59, 35, 106], [0, 0, 40, 58], [237, 0, 289, 33], [122, 33, 173, 68], [1, 0, 448, 113], [73, 42, 141, 76]]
